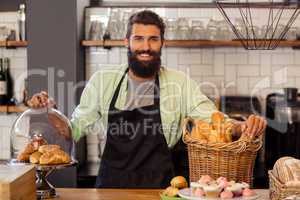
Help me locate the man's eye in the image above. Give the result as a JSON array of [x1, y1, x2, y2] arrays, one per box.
[[133, 37, 143, 41], [150, 37, 160, 42]]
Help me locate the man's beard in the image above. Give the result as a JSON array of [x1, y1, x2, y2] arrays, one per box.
[[127, 48, 161, 78]]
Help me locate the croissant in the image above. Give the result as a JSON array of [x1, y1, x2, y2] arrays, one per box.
[[30, 151, 42, 164], [17, 152, 31, 162], [38, 144, 61, 154], [17, 142, 35, 162], [39, 149, 71, 165]]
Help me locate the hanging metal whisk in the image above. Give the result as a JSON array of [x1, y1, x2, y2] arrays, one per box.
[[215, 0, 300, 50]]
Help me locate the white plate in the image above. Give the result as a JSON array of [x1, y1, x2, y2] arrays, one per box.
[[178, 188, 260, 200]]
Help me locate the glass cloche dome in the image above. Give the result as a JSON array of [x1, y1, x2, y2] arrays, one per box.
[[10, 107, 75, 161]]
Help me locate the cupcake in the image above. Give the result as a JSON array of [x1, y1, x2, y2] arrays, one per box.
[[194, 188, 205, 197], [228, 180, 236, 186], [242, 188, 256, 197], [220, 191, 234, 199], [240, 182, 250, 189], [217, 177, 228, 183], [190, 182, 207, 193], [218, 178, 229, 189], [225, 183, 243, 196], [203, 184, 222, 198], [199, 175, 213, 184]]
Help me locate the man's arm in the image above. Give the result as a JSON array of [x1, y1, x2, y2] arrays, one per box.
[[71, 72, 102, 141], [183, 76, 266, 137], [183, 76, 218, 122]]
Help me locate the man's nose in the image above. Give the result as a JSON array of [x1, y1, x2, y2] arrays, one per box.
[[141, 39, 150, 51]]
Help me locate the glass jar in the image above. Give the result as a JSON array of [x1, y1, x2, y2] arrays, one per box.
[[190, 20, 206, 40], [286, 27, 298, 40], [165, 18, 178, 40], [177, 25, 191, 40]]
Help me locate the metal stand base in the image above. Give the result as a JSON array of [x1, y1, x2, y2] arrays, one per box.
[[36, 168, 58, 199]]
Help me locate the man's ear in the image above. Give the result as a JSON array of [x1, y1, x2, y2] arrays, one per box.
[[124, 38, 129, 48]]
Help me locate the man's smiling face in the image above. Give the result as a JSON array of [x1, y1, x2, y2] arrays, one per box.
[[126, 23, 163, 78]]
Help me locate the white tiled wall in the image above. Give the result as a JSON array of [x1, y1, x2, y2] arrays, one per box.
[[0, 12, 27, 159], [86, 47, 300, 98], [85, 7, 300, 162]]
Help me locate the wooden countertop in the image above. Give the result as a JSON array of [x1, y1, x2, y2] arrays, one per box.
[[53, 188, 269, 200]]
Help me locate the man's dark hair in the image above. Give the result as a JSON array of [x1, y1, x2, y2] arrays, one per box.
[[126, 10, 165, 40]]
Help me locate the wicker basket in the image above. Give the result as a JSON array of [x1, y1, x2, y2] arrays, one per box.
[[269, 170, 300, 200], [182, 118, 262, 185]]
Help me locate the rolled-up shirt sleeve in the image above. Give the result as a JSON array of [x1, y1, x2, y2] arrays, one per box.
[[184, 76, 218, 122], [71, 72, 102, 141]]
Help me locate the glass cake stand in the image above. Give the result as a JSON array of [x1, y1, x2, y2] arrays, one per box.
[[9, 107, 76, 199]]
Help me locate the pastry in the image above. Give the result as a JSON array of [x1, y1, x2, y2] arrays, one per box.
[[240, 182, 250, 189], [203, 184, 221, 198], [29, 151, 42, 164], [225, 183, 243, 196], [242, 188, 256, 197], [17, 152, 30, 162], [220, 191, 234, 199], [170, 176, 188, 189], [31, 136, 47, 151], [199, 175, 213, 184], [194, 188, 205, 197], [191, 182, 207, 190], [39, 149, 71, 165], [218, 180, 229, 189], [22, 143, 36, 154], [16, 142, 35, 161], [38, 144, 61, 154], [191, 126, 207, 142], [190, 112, 235, 144], [162, 186, 179, 197]]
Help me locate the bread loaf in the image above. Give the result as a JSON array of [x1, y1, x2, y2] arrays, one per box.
[[273, 157, 300, 188], [189, 112, 235, 143]]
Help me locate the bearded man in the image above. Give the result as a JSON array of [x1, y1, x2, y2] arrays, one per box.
[[29, 10, 266, 188]]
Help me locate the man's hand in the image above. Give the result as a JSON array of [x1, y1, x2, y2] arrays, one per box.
[[243, 115, 267, 137], [27, 91, 71, 139], [233, 115, 267, 138], [27, 91, 56, 109]]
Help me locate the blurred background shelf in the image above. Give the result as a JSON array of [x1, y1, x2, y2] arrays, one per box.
[[89, 1, 216, 8], [82, 40, 300, 48], [0, 105, 28, 113], [0, 41, 28, 47]]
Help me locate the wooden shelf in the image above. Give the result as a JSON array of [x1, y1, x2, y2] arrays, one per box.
[[0, 41, 28, 47], [82, 40, 300, 48], [90, 2, 216, 8], [0, 105, 28, 113]]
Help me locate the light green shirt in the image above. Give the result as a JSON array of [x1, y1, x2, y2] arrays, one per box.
[[71, 64, 218, 148]]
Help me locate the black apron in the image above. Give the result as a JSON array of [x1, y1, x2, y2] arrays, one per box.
[[95, 70, 175, 188]]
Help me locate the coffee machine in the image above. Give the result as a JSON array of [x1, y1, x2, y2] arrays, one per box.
[[265, 88, 300, 171]]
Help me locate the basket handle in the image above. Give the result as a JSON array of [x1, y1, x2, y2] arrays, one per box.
[[182, 117, 193, 143]]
